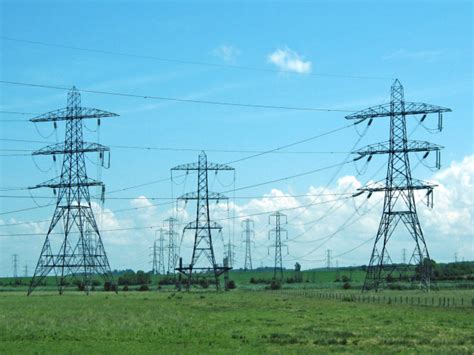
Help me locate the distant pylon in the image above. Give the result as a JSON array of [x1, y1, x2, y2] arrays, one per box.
[[346, 79, 451, 292], [224, 240, 236, 268], [23, 264, 28, 278], [150, 240, 158, 275], [268, 211, 288, 281], [241, 219, 254, 270], [172, 151, 234, 290], [27, 87, 118, 295], [157, 229, 166, 275], [12, 254, 18, 281], [164, 217, 179, 274], [326, 249, 332, 269]]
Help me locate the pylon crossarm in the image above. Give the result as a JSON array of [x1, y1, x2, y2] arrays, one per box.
[[32, 142, 110, 156], [31, 107, 118, 123], [354, 140, 443, 158], [184, 221, 223, 231], [178, 191, 228, 201], [345, 102, 451, 121], [172, 162, 234, 171], [358, 178, 436, 193], [30, 177, 104, 189]]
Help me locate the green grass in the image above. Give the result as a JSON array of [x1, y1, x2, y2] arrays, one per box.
[[0, 290, 473, 354]]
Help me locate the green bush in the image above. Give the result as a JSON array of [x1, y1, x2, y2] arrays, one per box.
[[138, 285, 149, 292]]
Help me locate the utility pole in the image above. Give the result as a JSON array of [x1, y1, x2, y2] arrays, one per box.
[[164, 217, 179, 275], [241, 219, 254, 270], [402, 248, 407, 264], [346, 79, 451, 292], [268, 211, 288, 282], [27, 87, 118, 295], [326, 250, 332, 269], [172, 151, 234, 290], [454, 252, 458, 263], [23, 264, 28, 278]]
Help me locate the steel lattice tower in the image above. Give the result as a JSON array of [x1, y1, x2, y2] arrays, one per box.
[[268, 211, 288, 281], [241, 219, 254, 270], [28, 87, 118, 295], [164, 217, 179, 274], [12, 254, 19, 281], [224, 239, 236, 268], [346, 79, 451, 292], [157, 229, 166, 275], [150, 239, 158, 275], [172, 151, 234, 290]]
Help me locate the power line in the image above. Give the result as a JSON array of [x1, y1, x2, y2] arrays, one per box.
[[0, 35, 393, 80], [0, 192, 352, 200], [0, 195, 352, 237], [0, 138, 351, 155], [0, 80, 354, 113]]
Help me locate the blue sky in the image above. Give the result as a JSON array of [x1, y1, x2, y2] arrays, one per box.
[[0, 1, 472, 276]]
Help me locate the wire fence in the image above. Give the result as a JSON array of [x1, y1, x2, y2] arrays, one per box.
[[243, 288, 474, 308]]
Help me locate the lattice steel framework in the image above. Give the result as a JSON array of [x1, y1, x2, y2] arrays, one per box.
[[172, 151, 234, 290], [346, 79, 451, 292], [164, 217, 179, 274], [268, 211, 288, 281], [27, 87, 118, 295], [241, 218, 254, 270]]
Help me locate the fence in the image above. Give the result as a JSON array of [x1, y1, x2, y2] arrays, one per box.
[[246, 289, 474, 308]]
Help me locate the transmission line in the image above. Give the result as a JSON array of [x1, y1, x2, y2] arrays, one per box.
[[1, 36, 393, 80], [0, 80, 353, 113]]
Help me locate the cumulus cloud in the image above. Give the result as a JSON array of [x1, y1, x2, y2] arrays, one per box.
[[1, 156, 472, 275], [267, 47, 312, 74], [212, 45, 241, 63]]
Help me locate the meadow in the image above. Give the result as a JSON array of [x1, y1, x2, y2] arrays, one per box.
[[1, 267, 473, 354], [1, 289, 473, 354]]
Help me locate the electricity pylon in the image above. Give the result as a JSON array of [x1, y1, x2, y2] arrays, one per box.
[[12, 254, 19, 281], [326, 249, 332, 269], [28, 87, 118, 295], [268, 211, 288, 281], [241, 219, 254, 270], [172, 151, 234, 290], [150, 240, 158, 275], [346, 79, 451, 292], [224, 240, 236, 268], [164, 217, 179, 274]]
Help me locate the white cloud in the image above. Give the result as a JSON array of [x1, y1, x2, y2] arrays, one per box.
[[1, 156, 472, 275], [267, 47, 312, 74], [212, 45, 241, 63]]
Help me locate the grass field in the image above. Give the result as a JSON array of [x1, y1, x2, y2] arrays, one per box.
[[1, 289, 473, 354]]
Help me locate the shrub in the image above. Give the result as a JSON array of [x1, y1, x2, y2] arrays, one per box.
[[122, 285, 129, 291], [227, 280, 236, 289], [341, 275, 350, 283], [269, 280, 281, 290], [138, 284, 149, 292], [104, 281, 117, 292], [342, 282, 351, 290]]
